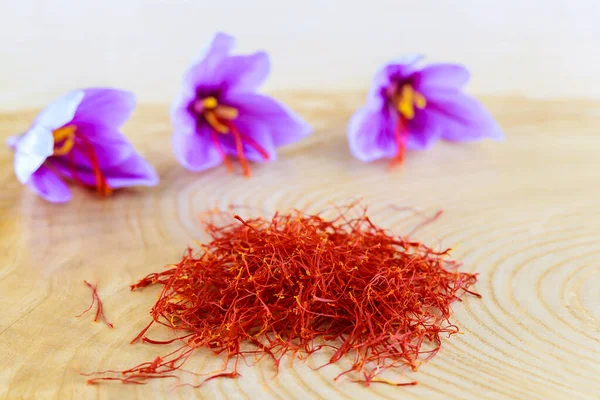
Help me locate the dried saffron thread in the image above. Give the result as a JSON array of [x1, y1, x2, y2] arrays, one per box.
[[84, 205, 479, 387], [76, 280, 114, 328]]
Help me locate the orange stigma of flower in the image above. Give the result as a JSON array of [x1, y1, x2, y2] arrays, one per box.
[[389, 84, 427, 167], [195, 96, 269, 177], [52, 125, 112, 196]]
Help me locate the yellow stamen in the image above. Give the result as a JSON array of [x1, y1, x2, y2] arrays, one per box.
[[202, 96, 218, 109], [396, 84, 427, 120], [199, 96, 239, 134], [214, 105, 239, 120], [205, 110, 230, 134], [52, 125, 77, 156]]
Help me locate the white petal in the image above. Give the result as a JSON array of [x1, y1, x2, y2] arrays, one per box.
[[14, 125, 54, 183], [35, 90, 85, 131], [5, 134, 22, 149]]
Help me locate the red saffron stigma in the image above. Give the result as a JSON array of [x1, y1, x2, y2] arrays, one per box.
[[390, 117, 409, 168], [223, 121, 270, 178], [78, 135, 112, 196], [211, 130, 234, 172], [229, 123, 251, 177], [61, 135, 112, 196], [82, 204, 479, 387], [76, 280, 114, 328]]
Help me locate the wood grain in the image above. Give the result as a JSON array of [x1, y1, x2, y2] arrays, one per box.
[[0, 93, 599, 399]]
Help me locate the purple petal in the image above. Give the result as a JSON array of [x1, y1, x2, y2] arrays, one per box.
[[183, 32, 235, 89], [26, 165, 71, 203], [52, 151, 159, 189], [363, 54, 424, 108], [72, 88, 136, 128], [348, 105, 397, 162], [172, 126, 223, 172], [413, 63, 470, 90], [35, 90, 84, 131], [221, 51, 270, 93], [170, 85, 196, 135], [384, 54, 425, 80], [172, 32, 236, 137], [422, 89, 503, 141], [13, 125, 54, 183], [104, 152, 159, 188], [69, 122, 134, 168], [224, 93, 311, 147], [219, 117, 276, 162], [406, 110, 443, 150]]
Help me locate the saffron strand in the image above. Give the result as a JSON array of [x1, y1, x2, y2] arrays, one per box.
[[390, 117, 409, 168], [237, 131, 270, 160], [77, 135, 112, 196], [76, 280, 114, 328], [230, 125, 250, 177], [211, 130, 234, 172]]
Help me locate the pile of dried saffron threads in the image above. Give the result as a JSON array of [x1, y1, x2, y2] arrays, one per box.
[[85, 205, 480, 387]]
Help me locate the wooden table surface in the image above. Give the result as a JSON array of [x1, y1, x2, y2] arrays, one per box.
[[0, 93, 599, 400]]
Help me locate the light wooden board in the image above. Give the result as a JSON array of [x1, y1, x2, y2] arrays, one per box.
[[0, 94, 599, 399]]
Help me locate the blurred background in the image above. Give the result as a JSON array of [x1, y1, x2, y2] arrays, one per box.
[[0, 0, 598, 110]]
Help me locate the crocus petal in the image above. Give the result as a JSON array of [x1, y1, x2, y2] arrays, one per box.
[[104, 152, 160, 188], [172, 126, 223, 172], [221, 52, 270, 93], [423, 89, 504, 141], [413, 63, 471, 90], [348, 105, 398, 162], [406, 110, 443, 150], [13, 125, 54, 183], [52, 151, 159, 189], [172, 32, 237, 136], [67, 122, 134, 168], [170, 86, 197, 136], [183, 32, 236, 88], [34, 90, 84, 131], [26, 165, 72, 203], [224, 93, 312, 147], [364, 54, 424, 108], [219, 117, 276, 162], [383, 54, 425, 83], [6, 134, 21, 150], [72, 88, 136, 128]]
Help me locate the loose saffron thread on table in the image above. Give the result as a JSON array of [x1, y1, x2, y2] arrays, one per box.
[[83, 205, 480, 387], [76, 280, 114, 328]]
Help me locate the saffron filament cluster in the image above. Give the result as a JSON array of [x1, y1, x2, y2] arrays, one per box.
[[84, 205, 480, 387]]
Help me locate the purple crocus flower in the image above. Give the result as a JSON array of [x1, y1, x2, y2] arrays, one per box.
[[171, 32, 311, 177], [7, 88, 159, 203], [348, 55, 503, 166]]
